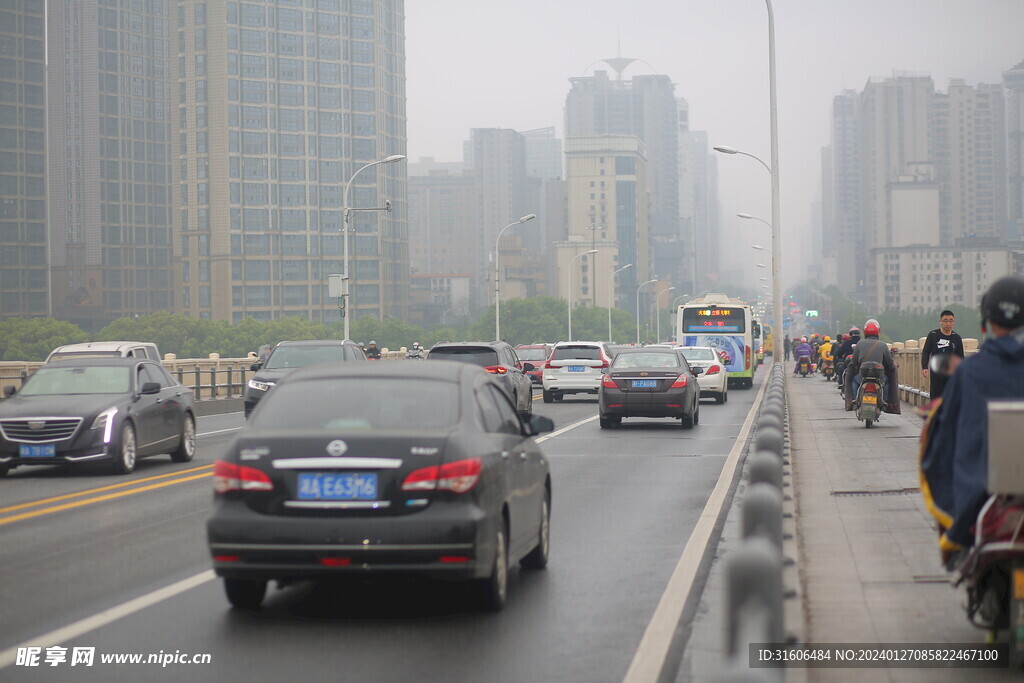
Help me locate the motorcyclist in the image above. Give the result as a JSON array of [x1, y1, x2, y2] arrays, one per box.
[[405, 341, 424, 359], [365, 340, 382, 360], [846, 320, 896, 410], [818, 335, 834, 376], [833, 328, 861, 392], [921, 276, 1024, 562], [792, 336, 814, 375]]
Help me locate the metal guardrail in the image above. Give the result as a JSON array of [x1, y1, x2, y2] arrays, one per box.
[[717, 363, 789, 681]]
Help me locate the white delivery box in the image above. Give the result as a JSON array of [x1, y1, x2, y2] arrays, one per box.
[[987, 401, 1024, 495]]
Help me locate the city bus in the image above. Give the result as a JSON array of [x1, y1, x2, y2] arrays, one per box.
[[676, 294, 757, 388]]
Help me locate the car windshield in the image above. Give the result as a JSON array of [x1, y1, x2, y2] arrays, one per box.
[[611, 352, 680, 369], [264, 345, 345, 369], [514, 348, 548, 361], [552, 345, 602, 360], [681, 348, 716, 362], [20, 366, 131, 396], [427, 348, 499, 367], [254, 378, 459, 430]]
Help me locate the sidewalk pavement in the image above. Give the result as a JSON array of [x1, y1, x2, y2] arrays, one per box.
[[679, 363, 1017, 682]]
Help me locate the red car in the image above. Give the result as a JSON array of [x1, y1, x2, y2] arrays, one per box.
[[514, 344, 552, 385]]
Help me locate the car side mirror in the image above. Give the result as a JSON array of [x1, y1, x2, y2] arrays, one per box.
[[140, 381, 161, 395], [692, 366, 703, 376], [522, 362, 535, 372], [250, 362, 262, 371], [3, 385, 16, 397], [526, 414, 555, 436]]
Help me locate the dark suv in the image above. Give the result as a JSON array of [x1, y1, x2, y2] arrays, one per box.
[[244, 340, 365, 418], [427, 341, 534, 418]]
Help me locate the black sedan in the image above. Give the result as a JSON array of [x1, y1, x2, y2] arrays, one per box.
[[0, 358, 196, 476], [598, 349, 703, 429], [244, 339, 366, 417], [207, 361, 554, 611]]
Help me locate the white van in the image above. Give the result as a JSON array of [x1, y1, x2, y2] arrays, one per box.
[[46, 341, 161, 363]]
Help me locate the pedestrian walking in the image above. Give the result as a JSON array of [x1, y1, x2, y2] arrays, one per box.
[[921, 309, 964, 399], [783, 335, 792, 361]]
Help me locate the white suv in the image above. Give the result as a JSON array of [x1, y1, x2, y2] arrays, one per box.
[[541, 342, 612, 402]]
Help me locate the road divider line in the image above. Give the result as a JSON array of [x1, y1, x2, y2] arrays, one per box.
[[197, 427, 242, 437], [0, 465, 214, 515], [535, 414, 599, 443], [0, 570, 216, 671], [622, 377, 769, 683], [0, 472, 213, 526]]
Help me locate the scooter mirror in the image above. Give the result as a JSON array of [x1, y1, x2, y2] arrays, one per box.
[[929, 353, 956, 376]]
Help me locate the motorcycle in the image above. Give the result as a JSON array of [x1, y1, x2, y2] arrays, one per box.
[[404, 348, 425, 360], [956, 495, 1024, 667], [854, 360, 885, 428], [797, 355, 811, 377], [821, 358, 835, 380]]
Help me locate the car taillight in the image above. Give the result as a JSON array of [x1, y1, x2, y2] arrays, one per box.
[[705, 365, 720, 375], [671, 374, 688, 388], [598, 358, 610, 369], [544, 360, 554, 369], [484, 365, 507, 375], [213, 460, 273, 493], [402, 458, 482, 494], [601, 374, 617, 388]]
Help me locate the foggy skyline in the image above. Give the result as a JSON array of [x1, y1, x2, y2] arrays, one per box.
[[406, 0, 1024, 288]]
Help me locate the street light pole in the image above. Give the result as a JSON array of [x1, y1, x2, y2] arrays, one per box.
[[341, 154, 406, 341], [607, 263, 633, 342], [567, 249, 598, 341], [655, 286, 676, 343], [766, 0, 783, 360], [494, 213, 536, 341], [636, 279, 657, 345], [586, 224, 601, 306]]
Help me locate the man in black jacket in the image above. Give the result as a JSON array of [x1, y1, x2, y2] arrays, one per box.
[[847, 321, 895, 409], [921, 309, 964, 399]]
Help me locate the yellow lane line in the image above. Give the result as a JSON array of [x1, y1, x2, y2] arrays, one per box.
[[0, 464, 214, 515], [0, 472, 213, 527]]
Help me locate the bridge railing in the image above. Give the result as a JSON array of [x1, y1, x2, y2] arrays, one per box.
[[0, 349, 407, 400]]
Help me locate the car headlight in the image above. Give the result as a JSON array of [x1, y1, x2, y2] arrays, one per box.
[[247, 379, 274, 392], [90, 407, 119, 444]]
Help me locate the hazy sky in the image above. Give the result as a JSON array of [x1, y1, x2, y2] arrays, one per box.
[[406, 0, 1024, 288]]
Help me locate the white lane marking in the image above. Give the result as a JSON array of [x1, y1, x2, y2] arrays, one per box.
[[622, 378, 769, 683], [0, 570, 215, 671], [535, 414, 599, 443], [197, 427, 241, 438]]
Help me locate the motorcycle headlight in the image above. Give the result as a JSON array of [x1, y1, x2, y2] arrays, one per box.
[[247, 379, 274, 392], [90, 407, 119, 444]]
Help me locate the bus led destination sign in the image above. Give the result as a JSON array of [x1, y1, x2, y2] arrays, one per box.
[[682, 306, 746, 333]]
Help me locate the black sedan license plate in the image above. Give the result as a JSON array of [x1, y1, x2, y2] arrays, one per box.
[[20, 444, 55, 457], [297, 473, 378, 501], [631, 379, 658, 388]]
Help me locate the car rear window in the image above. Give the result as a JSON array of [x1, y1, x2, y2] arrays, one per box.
[[514, 348, 548, 361], [255, 378, 459, 430], [427, 347, 499, 367], [265, 345, 345, 369], [681, 348, 716, 361], [611, 353, 680, 369], [552, 345, 602, 361]]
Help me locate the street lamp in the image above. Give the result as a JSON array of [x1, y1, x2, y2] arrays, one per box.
[[714, 0, 783, 359], [751, 244, 767, 251], [655, 286, 676, 343], [738, 212, 773, 230], [494, 213, 536, 341], [635, 279, 657, 345], [607, 263, 633, 342], [567, 249, 598, 341], [341, 153, 406, 340]]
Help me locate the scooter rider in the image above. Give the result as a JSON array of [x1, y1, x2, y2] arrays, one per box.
[[846, 320, 895, 410], [405, 341, 424, 359], [833, 327, 861, 391], [792, 336, 814, 374], [365, 340, 382, 360], [921, 276, 1024, 563]]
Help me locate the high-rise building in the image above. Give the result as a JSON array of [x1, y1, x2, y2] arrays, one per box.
[[565, 65, 679, 285], [557, 135, 649, 312], [466, 128, 529, 297], [1004, 60, 1024, 238], [829, 89, 861, 297], [0, 0, 47, 319], [683, 131, 720, 292], [934, 79, 1007, 243], [520, 126, 562, 181], [859, 75, 934, 256], [47, 0, 175, 328], [407, 170, 476, 276], [174, 0, 408, 323]]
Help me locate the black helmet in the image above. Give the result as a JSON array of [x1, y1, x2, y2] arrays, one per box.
[[981, 276, 1024, 329]]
